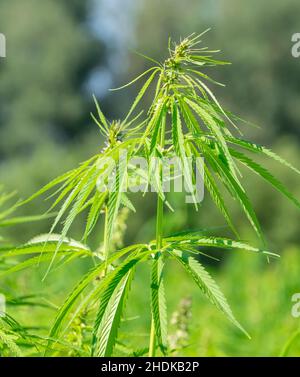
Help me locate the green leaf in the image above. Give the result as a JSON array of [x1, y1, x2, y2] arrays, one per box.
[[142, 97, 166, 146], [203, 165, 238, 236], [123, 68, 160, 122], [189, 142, 237, 236], [225, 136, 300, 175], [172, 249, 249, 337], [43, 167, 97, 277], [92, 95, 109, 132], [0, 213, 55, 227], [200, 142, 265, 244], [172, 101, 198, 207], [185, 97, 239, 181], [1, 238, 90, 258], [151, 255, 168, 354], [106, 155, 128, 249], [92, 248, 155, 356], [0, 250, 88, 278], [83, 191, 107, 241], [93, 263, 137, 356], [165, 235, 277, 258], [149, 105, 166, 155], [179, 97, 202, 134], [230, 148, 300, 208], [120, 193, 136, 212], [46, 244, 147, 350]]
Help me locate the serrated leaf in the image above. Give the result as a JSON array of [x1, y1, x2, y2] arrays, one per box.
[[226, 136, 300, 175], [92, 248, 153, 356], [200, 142, 265, 244], [230, 148, 300, 208], [151, 255, 168, 354], [93, 267, 135, 356], [123, 68, 160, 122], [46, 244, 148, 352], [83, 191, 107, 241], [172, 101, 198, 207], [172, 249, 249, 337]]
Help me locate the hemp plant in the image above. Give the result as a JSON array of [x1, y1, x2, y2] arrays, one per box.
[[2, 32, 300, 357]]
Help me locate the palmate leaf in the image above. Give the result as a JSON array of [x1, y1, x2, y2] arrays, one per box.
[[0, 240, 91, 278], [190, 134, 300, 242], [184, 97, 239, 182], [171, 249, 249, 337], [46, 156, 99, 212], [96, 246, 162, 357], [92, 255, 143, 356], [0, 253, 71, 278], [164, 234, 277, 258], [151, 255, 168, 354], [48, 167, 94, 238], [198, 141, 265, 244], [230, 148, 300, 208], [58, 167, 98, 245], [93, 270, 134, 357], [92, 247, 154, 351], [44, 166, 99, 276], [225, 136, 300, 175], [46, 244, 148, 351], [18, 155, 98, 208]]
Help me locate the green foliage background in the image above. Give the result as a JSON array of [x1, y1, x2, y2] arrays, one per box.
[[0, 0, 300, 356]]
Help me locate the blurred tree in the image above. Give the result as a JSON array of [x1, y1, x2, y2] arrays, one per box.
[[0, 0, 104, 156], [0, 0, 106, 243]]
